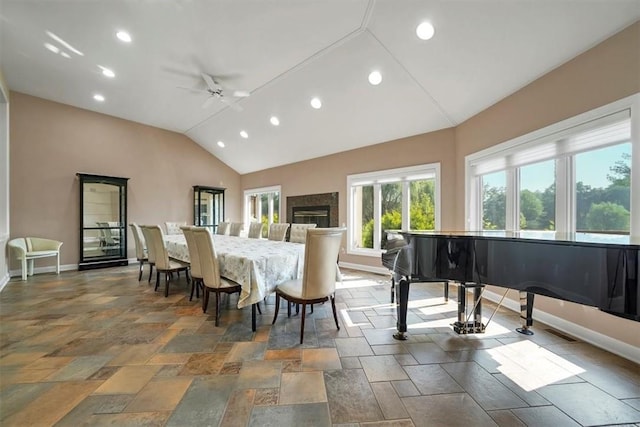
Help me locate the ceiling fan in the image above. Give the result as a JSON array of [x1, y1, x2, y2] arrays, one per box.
[[179, 73, 250, 111]]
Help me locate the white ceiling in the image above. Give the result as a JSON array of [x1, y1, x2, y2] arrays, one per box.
[[2, 1, 639, 174]]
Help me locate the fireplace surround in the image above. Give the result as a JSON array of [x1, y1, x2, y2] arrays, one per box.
[[286, 192, 338, 228]]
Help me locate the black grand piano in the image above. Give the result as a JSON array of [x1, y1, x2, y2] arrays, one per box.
[[382, 231, 640, 340]]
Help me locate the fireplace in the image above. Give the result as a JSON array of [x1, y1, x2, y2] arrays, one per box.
[[292, 205, 330, 228], [286, 192, 339, 228]]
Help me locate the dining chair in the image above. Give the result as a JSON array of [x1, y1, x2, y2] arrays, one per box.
[[268, 223, 290, 241], [143, 225, 190, 297], [216, 221, 230, 235], [129, 223, 148, 281], [192, 227, 242, 326], [272, 228, 345, 343], [181, 226, 203, 301], [139, 225, 156, 286], [165, 221, 186, 235], [229, 222, 243, 237], [247, 222, 264, 239], [289, 223, 317, 244]]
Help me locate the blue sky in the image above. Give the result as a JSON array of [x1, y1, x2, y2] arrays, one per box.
[[484, 143, 631, 192]]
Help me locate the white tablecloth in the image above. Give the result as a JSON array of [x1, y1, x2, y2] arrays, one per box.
[[164, 234, 305, 308]]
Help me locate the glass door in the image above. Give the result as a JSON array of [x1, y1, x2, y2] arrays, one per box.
[[78, 173, 129, 270]]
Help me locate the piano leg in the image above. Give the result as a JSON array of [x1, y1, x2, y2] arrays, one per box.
[[393, 277, 410, 340], [453, 283, 486, 334], [390, 276, 395, 304], [516, 291, 535, 335]]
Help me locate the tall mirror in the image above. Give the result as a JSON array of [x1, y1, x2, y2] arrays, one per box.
[[78, 173, 129, 270], [194, 185, 225, 232]]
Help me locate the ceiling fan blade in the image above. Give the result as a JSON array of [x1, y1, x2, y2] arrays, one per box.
[[202, 96, 217, 109], [232, 90, 250, 98], [177, 86, 208, 94], [201, 73, 217, 91], [219, 96, 243, 112]]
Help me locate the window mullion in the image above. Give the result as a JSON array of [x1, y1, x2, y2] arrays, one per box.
[[506, 168, 518, 231], [402, 181, 410, 231], [373, 184, 381, 250]]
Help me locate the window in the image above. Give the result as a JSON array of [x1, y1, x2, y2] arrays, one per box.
[[466, 94, 638, 236], [347, 163, 440, 255], [244, 186, 281, 238]]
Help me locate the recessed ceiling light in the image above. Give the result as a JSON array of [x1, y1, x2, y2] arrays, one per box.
[[217, 141, 225, 148], [93, 94, 105, 102], [270, 116, 280, 126], [310, 97, 322, 109], [240, 130, 248, 139], [99, 66, 115, 78], [44, 42, 59, 53], [60, 51, 71, 58], [368, 70, 382, 85], [116, 30, 132, 43], [416, 22, 435, 40]]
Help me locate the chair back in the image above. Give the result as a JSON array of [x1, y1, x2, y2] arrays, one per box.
[[129, 223, 147, 260], [181, 226, 202, 279], [216, 222, 230, 235], [165, 221, 186, 235], [142, 225, 170, 269], [300, 228, 345, 300], [139, 226, 156, 264], [289, 223, 317, 243], [268, 223, 290, 241], [247, 222, 264, 239], [192, 227, 223, 289], [229, 222, 243, 237]]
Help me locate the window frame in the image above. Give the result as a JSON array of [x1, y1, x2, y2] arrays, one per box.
[[347, 163, 441, 257], [465, 93, 639, 235], [243, 185, 281, 229]]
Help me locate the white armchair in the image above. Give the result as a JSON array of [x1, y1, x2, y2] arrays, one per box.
[[8, 237, 63, 281]]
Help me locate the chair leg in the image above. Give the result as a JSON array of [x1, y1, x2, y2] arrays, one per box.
[[21, 258, 27, 281], [189, 279, 196, 301], [148, 264, 154, 283], [287, 300, 291, 318], [202, 287, 209, 313], [331, 295, 340, 330], [214, 291, 220, 327], [138, 261, 144, 281], [28, 259, 34, 276], [56, 254, 60, 275], [256, 302, 262, 315], [164, 273, 171, 297], [155, 271, 160, 291], [272, 294, 280, 325], [300, 303, 307, 344]]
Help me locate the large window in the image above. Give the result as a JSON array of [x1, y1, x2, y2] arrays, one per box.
[[244, 186, 281, 238], [347, 163, 440, 255], [466, 94, 638, 236]]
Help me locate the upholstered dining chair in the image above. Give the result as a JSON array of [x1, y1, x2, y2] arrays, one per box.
[[247, 222, 264, 239], [143, 225, 190, 297], [192, 227, 242, 326], [289, 223, 317, 244], [139, 225, 156, 285], [181, 226, 203, 301], [129, 223, 148, 281], [268, 223, 290, 241], [229, 222, 243, 237], [216, 221, 230, 235], [165, 221, 186, 235], [272, 228, 345, 343]]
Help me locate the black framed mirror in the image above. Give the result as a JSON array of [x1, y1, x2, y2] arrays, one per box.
[[193, 185, 225, 233], [77, 173, 129, 270]]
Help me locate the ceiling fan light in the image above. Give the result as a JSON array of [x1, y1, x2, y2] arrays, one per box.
[[217, 141, 225, 148], [310, 97, 322, 109], [416, 22, 435, 40], [116, 30, 132, 43], [240, 130, 248, 139], [270, 116, 280, 126], [44, 42, 59, 53], [93, 94, 105, 102], [368, 70, 382, 85]]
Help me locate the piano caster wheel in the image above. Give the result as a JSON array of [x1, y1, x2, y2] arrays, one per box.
[[393, 331, 408, 341], [516, 327, 534, 336]]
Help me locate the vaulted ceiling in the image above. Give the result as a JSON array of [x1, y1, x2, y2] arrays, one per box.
[[2, 1, 639, 174]]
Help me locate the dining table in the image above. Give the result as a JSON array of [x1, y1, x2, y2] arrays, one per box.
[[164, 233, 306, 331]]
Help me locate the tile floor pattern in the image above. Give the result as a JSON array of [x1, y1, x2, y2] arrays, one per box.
[[1, 266, 639, 427]]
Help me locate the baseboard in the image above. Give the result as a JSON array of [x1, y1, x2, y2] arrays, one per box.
[[0, 272, 9, 292], [339, 261, 388, 276], [483, 290, 640, 364]]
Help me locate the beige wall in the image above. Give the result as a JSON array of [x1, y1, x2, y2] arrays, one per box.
[[9, 92, 241, 268], [242, 127, 457, 268], [241, 22, 640, 348], [0, 68, 9, 285]]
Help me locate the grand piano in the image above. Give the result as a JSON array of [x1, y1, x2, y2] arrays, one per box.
[[382, 231, 640, 340]]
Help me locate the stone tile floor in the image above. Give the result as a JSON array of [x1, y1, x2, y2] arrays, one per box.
[[0, 266, 638, 426]]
